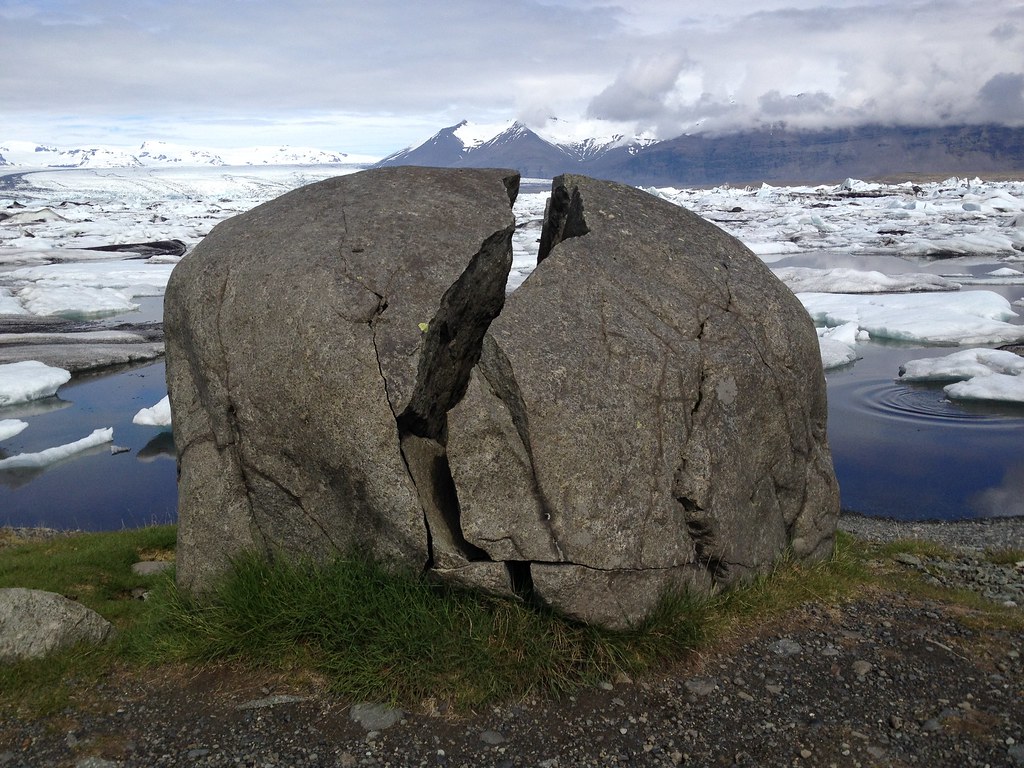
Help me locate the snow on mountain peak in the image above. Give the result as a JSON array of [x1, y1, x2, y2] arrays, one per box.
[[451, 120, 517, 151]]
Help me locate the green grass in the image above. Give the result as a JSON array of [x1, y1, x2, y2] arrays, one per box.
[[0, 525, 177, 625], [984, 547, 1024, 566], [148, 550, 710, 708], [876, 538, 957, 561], [0, 524, 1008, 719]]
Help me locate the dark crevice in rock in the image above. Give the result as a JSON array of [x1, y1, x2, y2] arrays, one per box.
[[396, 226, 514, 440], [505, 561, 536, 602], [386, 224, 515, 571], [678, 497, 729, 582], [400, 434, 491, 565], [537, 180, 589, 263]]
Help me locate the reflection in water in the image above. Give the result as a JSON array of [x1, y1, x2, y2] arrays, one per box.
[[138, 431, 175, 462], [0, 396, 72, 420], [827, 343, 1024, 521], [970, 463, 1024, 518], [0, 442, 112, 489], [0, 361, 177, 530]]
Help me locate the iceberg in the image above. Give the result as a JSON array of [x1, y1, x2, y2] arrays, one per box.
[[773, 267, 959, 294], [0, 427, 113, 470], [132, 395, 171, 427], [897, 348, 1024, 404], [0, 419, 29, 441], [798, 290, 1024, 346], [0, 361, 72, 406]]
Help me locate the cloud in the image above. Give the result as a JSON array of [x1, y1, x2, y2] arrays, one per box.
[[976, 73, 1024, 122], [587, 53, 694, 121], [2, 0, 1024, 152]]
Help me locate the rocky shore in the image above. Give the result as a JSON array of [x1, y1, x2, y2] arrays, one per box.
[[1, 514, 1022, 768]]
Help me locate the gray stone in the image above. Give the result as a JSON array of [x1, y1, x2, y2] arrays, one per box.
[[349, 702, 405, 731], [1008, 743, 1024, 766], [684, 676, 718, 696], [166, 167, 520, 591], [166, 168, 838, 629], [852, 660, 873, 677], [131, 560, 173, 576], [448, 174, 838, 626], [0, 588, 115, 662], [768, 638, 803, 656], [479, 730, 507, 745]]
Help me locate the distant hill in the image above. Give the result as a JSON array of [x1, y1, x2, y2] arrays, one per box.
[[377, 123, 1024, 186], [0, 140, 373, 169]]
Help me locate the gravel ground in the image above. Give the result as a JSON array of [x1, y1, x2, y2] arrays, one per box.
[[2, 514, 1022, 768]]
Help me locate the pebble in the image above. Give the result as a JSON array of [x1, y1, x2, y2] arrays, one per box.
[[479, 730, 506, 745], [768, 638, 802, 656], [684, 677, 718, 696], [852, 660, 873, 677], [349, 703, 405, 731]]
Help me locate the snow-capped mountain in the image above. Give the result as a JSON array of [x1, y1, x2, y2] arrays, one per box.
[[0, 140, 371, 169], [375, 119, 655, 178], [376, 121, 1024, 186]]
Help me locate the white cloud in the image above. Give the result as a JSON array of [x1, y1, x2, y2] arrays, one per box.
[[2, 0, 1023, 153]]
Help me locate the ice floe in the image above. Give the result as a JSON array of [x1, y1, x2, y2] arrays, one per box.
[[132, 395, 171, 427], [817, 322, 867, 370], [898, 348, 1024, 404], [798, 290, 1024, 346], [4, 262, 175, 318], [773, 267, 959, 293], [0, 361, 71, 406], [0, 419, 28, 441], [0, 427, 113, 470]]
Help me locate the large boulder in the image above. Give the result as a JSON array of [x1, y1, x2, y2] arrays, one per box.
[[0, 588, 115, 661], [165, 167, 839, 628]]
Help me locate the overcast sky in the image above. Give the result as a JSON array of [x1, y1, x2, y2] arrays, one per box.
[[2, 0, 1022, 157]]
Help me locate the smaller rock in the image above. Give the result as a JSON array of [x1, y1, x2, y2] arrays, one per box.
[[684, 677, 718, 697], [131, 561, 173, 576], [350, 702, 404, 731], [0, 588, 114, 661], [1009, 744, 1024, 766], [768, 638, 802, 656], [852, 660, 873, 677], [479, 730, 506, 745]]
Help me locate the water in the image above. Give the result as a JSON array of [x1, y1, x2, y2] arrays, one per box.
[[826, 343, 1024, 520], [0, 361, 177, 530], [2, 249, 1022, 528]]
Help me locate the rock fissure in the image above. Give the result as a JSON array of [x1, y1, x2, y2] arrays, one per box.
[[167, 168, 838, 631]]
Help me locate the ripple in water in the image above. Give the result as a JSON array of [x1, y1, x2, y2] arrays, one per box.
[[835, 378, 1023, 427]]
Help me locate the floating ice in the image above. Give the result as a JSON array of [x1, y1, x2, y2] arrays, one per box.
[[774, 267, 959, 294], [0, 419, 28, 441], [799, 290, 1024, 345], [132, 395, 171, 427], [0, 427, 113, 470], [815, 322, 867, 369], [898, 348, 1024, 381], [945, 373, 1024, 403], [6, 261, 175, 318], [897, 348, 1024, 404], [0, 288, 27, 315], [989, 267, 1023, 277], [0, 361, 72, 406]]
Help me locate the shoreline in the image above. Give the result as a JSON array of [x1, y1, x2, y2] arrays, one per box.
[[4, 511, 1023, 551]]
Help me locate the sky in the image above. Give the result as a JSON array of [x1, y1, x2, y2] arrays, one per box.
[[2, 0, 1023, 158]]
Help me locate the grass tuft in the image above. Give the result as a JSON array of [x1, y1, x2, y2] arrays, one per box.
[[147, 551, 714, 707], [984, 547, 1024, 566]]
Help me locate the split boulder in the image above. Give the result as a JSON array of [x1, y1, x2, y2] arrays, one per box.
[[165, 167, 839, 628]]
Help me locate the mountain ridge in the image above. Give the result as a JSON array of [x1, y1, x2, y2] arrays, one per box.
[[4, 123, 1024, 185], [375, 122, 1024, 186]]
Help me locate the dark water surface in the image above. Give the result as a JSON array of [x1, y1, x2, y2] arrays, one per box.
[[2, 306, 1023, 529], [826, 343, 1024, 519], [0, 361, 176, 530]]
